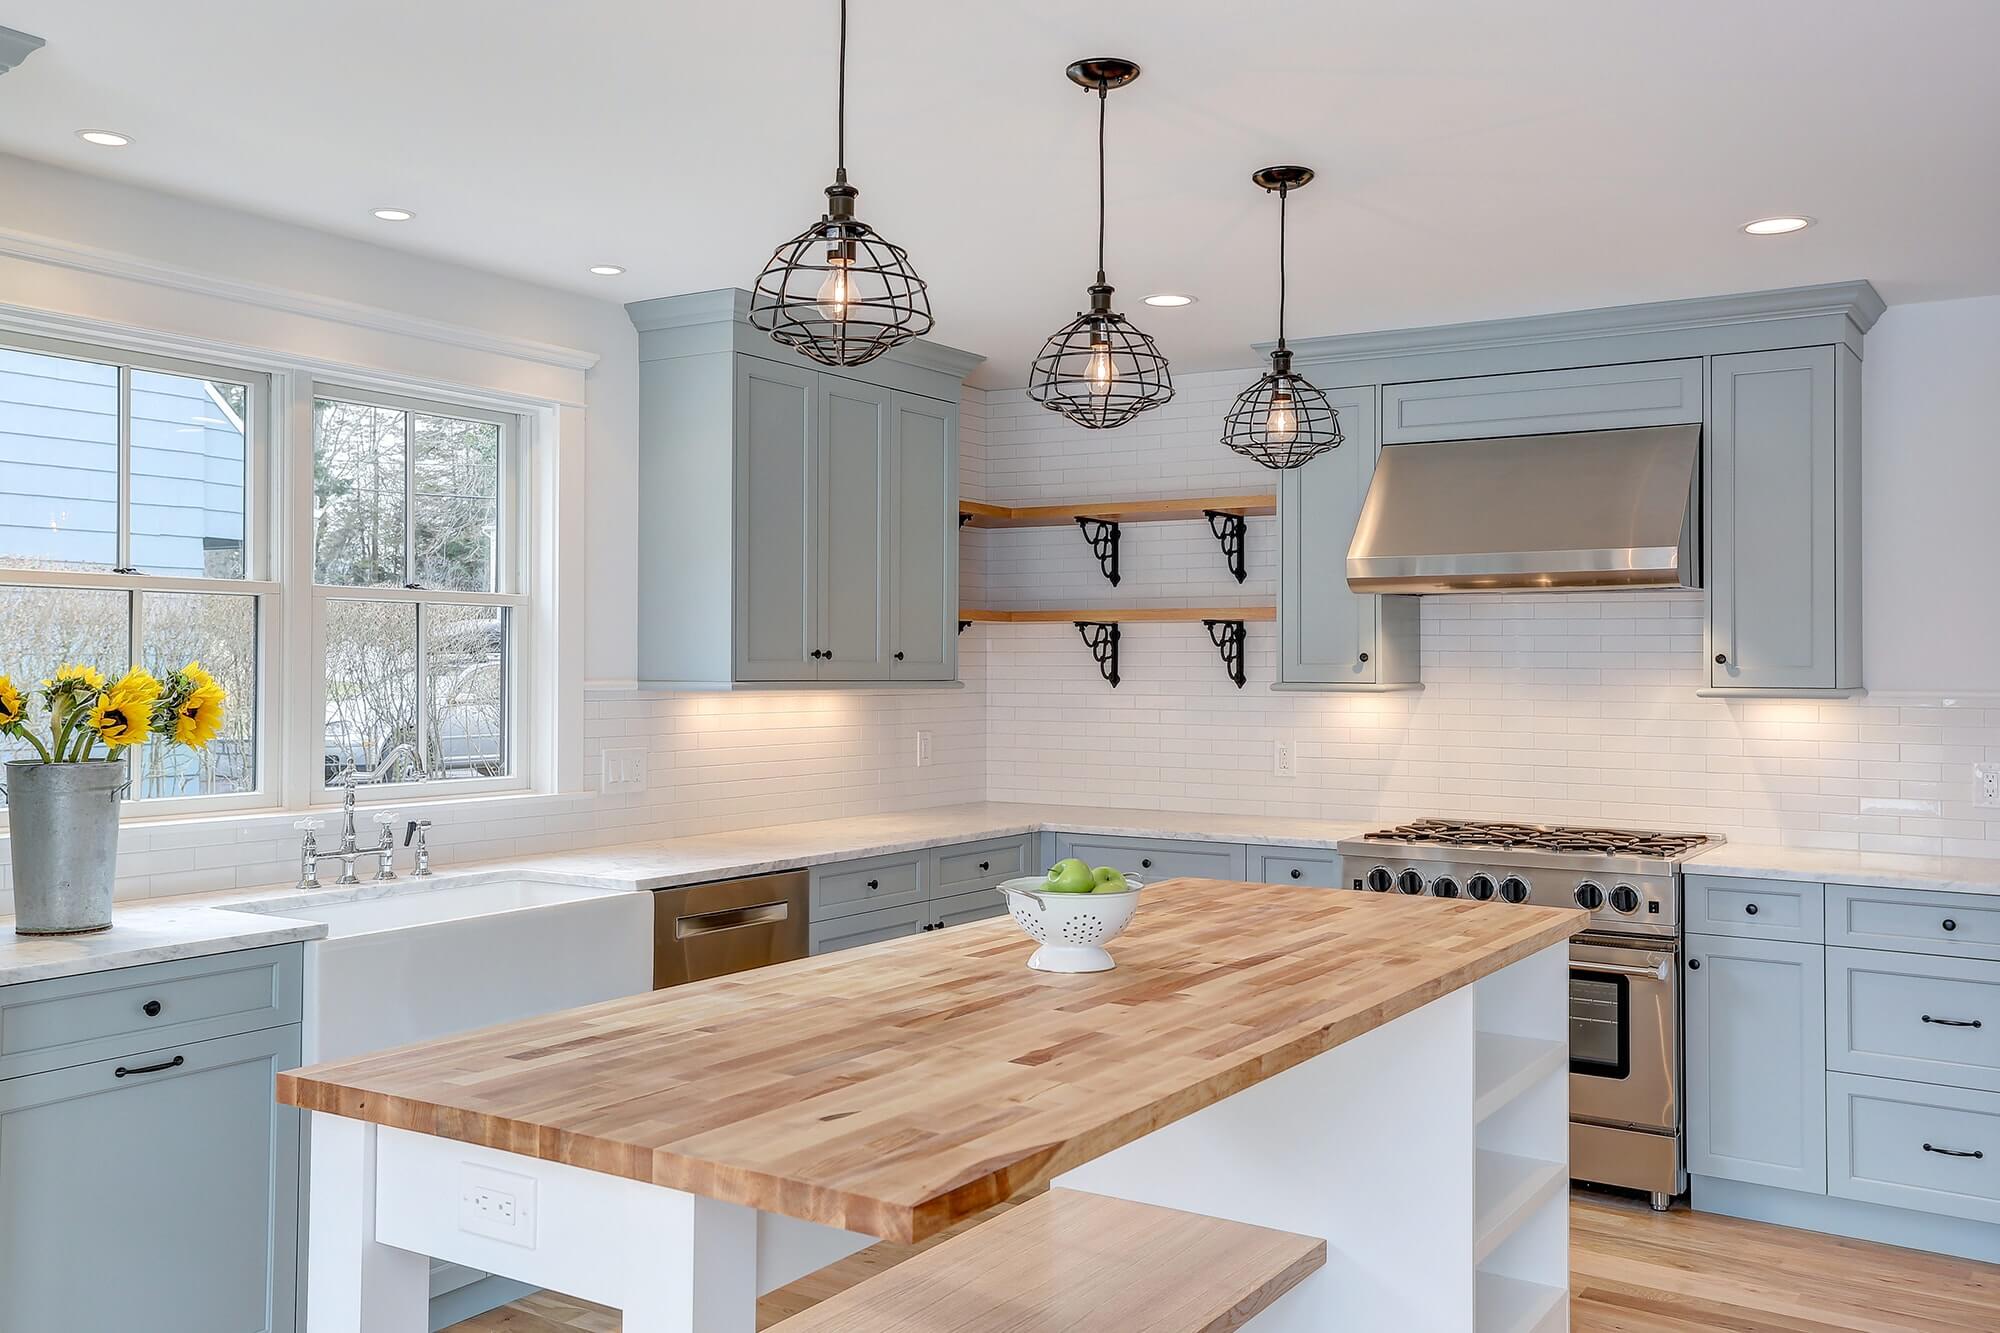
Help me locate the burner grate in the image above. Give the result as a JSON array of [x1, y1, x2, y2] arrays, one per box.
[[1362, 818, 1710, 859]]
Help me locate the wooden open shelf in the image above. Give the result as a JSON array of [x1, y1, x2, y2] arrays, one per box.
[[959, 493, 1276, 529], [960, 606, 1275, 624]]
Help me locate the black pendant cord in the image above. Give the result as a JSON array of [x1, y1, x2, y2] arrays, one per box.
[[834, 0, 848, 182], [1095, 84, 1108, 285], [1275, 182, 1289, 355]]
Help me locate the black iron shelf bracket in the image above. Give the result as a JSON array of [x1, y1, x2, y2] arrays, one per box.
[[1204, 618, 1248, 688], [1204, 510, 1248, 584], [1075, 620, 1122, 687], [958, 619, 972, 634], [1074, 517, 1122, 586], [958, 512, 973, 528]]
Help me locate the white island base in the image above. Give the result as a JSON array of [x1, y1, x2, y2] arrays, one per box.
[[304, 943, 1570, 1333]]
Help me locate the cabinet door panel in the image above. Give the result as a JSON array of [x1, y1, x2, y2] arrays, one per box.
[[1280, 385, 1403, 684], [817, 378, 892, 679], [809, 902, 927, 955], [1707, 347, 1838, 691], [890, 393, 957, 680], [0, 1026, 301, 1333], [1685, 933, 1826, 1192], [733, 357, 819, 681], [1053, 834, 1246, 882], [1382, 359, 1703, 443]]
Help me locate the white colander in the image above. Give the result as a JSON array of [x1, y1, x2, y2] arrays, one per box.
[[997, 877, 1146, 973]]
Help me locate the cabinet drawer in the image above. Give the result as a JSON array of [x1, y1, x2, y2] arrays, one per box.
[[1829, 948, 2000, 1094], [811, 852, 926, 921], [1829, 1072, 2000, 1225], [1827, 883, 2000, 961], [1054, 835, 1247, 883], [808, 902, 928, 955], [1685, 874, 1821, 943], [1382, 359, 1703, 443], [932, 836, 1034, 892], [930, 887, 1009, 931], [1253, 849, 1344, 888], [0, 945, 303, 1082]]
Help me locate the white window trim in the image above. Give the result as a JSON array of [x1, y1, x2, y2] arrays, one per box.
[[0, 309, 583, 831]]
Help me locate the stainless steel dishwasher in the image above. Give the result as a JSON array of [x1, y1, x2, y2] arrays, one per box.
[[653, 871, 810, 988]]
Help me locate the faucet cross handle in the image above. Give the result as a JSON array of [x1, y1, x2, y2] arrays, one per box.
[[292, 817, 325, 840], [370, 812, 402, 881]]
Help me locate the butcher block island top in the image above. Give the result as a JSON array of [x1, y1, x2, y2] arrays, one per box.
[[278, 879, 1583, 1244]]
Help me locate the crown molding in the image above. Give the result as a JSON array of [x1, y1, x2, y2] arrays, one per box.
[[0, 224, 601, 373], [627, 287, 985, 382], [0, 25, 44, 75]]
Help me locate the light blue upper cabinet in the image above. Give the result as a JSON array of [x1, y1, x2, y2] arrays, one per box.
[[1277, 383, 1419, 690], [1381, 359, 1703, 443], [1706, 346, 1862, 694], [629, 290, 983, 689]]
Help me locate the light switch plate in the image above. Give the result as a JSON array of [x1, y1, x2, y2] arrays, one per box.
[[1976, 763, 2000, 809], [602, 747, 648, 794], [915, 730, 933, 768], [460, 1165, 537, 1247]]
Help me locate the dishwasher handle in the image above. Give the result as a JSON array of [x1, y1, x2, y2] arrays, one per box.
[[675, 900, 792, 940]]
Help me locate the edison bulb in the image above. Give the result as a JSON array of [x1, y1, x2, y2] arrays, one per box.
[[1264, 388, 1298, 443], [815, 260, 854, 323], [1085, 337, 1115, 397]]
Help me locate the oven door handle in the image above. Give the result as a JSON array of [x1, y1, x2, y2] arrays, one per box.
[[1581, 958, 1672, 981]]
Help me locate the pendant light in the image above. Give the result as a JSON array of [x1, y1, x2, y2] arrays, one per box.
[[1027, 58, 1174, 430], [1221, 166, 1342, 469], [749, 0, 932, 367]]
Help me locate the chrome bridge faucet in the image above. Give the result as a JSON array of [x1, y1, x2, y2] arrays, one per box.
[[293, 746, 431, 890]]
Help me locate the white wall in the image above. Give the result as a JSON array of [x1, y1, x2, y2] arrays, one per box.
[[1863, 294, 2000, 693], [968, 302, 2000, 858]]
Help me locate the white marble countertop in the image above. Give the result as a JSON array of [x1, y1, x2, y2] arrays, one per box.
[[1685, 843, 2000, 896], [0, 903, 326, 987]]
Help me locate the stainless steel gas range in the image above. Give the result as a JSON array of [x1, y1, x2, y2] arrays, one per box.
[[1336, 818, 1721, 1210]]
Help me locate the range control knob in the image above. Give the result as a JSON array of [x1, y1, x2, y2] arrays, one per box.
[[1396, 869, 1426, 895], [1466, 874, 1497, 901], [1499, 876, 1531, 904], [1366, 867, 1395, 893], [1575, 881, 1606, 911], [1609, 884, 1643, 915], [1431, 875, 1461, 898]]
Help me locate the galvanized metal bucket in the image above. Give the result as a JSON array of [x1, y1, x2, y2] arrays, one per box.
[[3, 760, 127, 935]]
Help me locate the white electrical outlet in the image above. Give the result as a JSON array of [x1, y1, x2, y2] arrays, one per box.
[[460, 1166, 536, 1247], [1977, 763, 2000, 810], [601, 747, 648, 794], [915, 730, 934, 768], [1274, 739, 1296, 777]]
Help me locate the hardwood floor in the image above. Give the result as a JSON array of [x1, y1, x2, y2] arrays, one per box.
[[449, 1191, 2000, 1331]]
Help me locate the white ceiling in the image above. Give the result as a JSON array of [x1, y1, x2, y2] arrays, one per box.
[[2, 1, 1997, 385]]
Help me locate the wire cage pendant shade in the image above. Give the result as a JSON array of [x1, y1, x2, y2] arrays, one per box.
[[1027, 58, 1173, 430], [749, 0, 932, 367], [1223, 166, 1342, 469]]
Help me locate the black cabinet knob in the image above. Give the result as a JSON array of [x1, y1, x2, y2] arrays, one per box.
[[936, 920, 945, 930], [1715, 653, 1728, 665], [921, 923, 933, 931], [978, 861, 989, 871], [1291, 869, 1303, 880], [1688, 959, 1702, 970], [1745, 903, 1759, 916], [1141, 858, 1153, 869], [1944, 918, 1959, 932], [866, 879, 879, 890], [1358, 652, 1370, 663], [141, 999, 162, 1018], [894, 651, 905, 661]]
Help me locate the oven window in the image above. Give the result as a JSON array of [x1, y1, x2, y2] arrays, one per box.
[[1570, 970, 1630, 1080]]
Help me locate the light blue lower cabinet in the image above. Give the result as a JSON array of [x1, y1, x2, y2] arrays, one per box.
[[1684, 932, 1826, 1192], [1052, 834, 1246, 882], [1828, 946, 2000, 1094], [810, 901, 928, 954], [1829, 1072, 2000, 1226], [931, 888, 1009, 930], [1250, 847, 1345, 888], [0, 1023, 302, 1333]]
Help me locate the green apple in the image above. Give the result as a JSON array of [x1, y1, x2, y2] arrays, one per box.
[[1091, 866, 1129, 893], [1044, 858, 1096, 893]]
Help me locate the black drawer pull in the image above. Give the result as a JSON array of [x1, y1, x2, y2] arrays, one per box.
[[1141, 858, 1153, 869], [1923, 1143, 1984, 1159], [115, 1055, 185, 1079], [141, 999, 162, 1018], [979, 861, 989, 871], [1744, 903, 1759, 916], [866, 879, 879, 891], [1688, 959, 1701, 970], [1923, 1015, 1984, 1028], [1291, 868, 1303, 879], [1944, 919, 1959, 932]]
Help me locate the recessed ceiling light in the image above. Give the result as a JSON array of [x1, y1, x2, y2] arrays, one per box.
[[76, 130, 132, 147], [588, 264, 626, 276], [1143, 293, 1197, 307], [371, 207, 415, 222], [1743, 215, 1814, 236]]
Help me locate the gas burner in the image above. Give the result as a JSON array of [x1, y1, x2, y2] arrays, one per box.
[[1359, 818, 1711, 860]]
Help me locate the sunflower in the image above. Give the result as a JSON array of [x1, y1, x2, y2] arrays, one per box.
[[0, 675, 22, 728], [87, 669, 162, 751], [173, 676, 227, 750], [41, 662, 105, 696]]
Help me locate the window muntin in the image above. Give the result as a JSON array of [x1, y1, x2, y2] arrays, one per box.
[[0, 332, 268, 815], [312, 388, 521, 794]]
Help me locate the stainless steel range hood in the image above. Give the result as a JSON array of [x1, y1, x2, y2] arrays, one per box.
[[1346, 424, 1699, 593]]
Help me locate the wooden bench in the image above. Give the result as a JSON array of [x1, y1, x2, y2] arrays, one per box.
[[770, 1188, 1326, 1332]]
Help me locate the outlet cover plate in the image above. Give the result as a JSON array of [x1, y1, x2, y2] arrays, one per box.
[[1977, 763, 2000, 810], [1274, 739, 1296, 778], [460, 1165, 537, 1247], [602, 747, 647, 794]]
